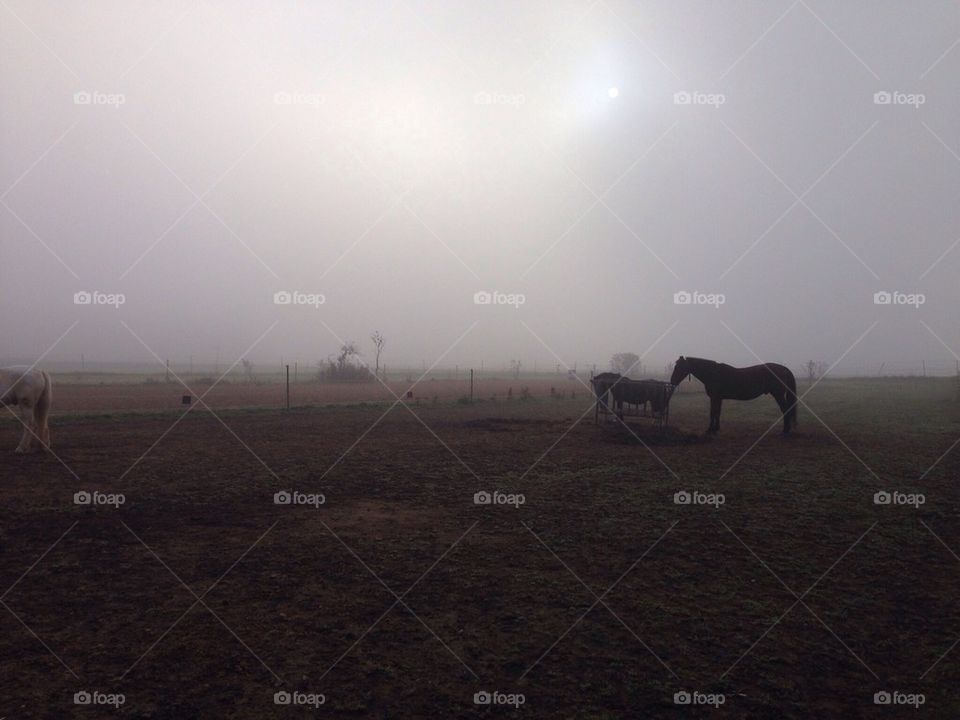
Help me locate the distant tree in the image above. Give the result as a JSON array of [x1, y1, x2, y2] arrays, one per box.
[[317, 341, 370, 382], [336, 342, 360, 372], [241, 358, 255, 383], [510, 359, 522, 379], [610, 352, 640, 375], [371, 331, 385, 377], [804, 360, 828, 382]]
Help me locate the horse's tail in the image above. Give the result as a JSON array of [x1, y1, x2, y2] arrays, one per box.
[[35, 371, 52, 448], [785, 371, 798, 429]]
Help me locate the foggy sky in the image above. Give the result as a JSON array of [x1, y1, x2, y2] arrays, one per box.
[[2, 1, 959, 375]]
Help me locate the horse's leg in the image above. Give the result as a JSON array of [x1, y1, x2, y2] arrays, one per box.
[[708, 396, 722, 434], [773, 391, 790, 434], [15, 404, 35, 453], [33, 405, 50, 450]]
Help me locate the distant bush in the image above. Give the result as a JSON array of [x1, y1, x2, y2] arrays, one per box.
[[317, 342, 373, 383], [316, 360, 372, 383]]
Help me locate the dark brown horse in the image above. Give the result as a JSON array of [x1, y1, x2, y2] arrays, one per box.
[[610, 378, 674, 419], [670, 356, 798, 434]]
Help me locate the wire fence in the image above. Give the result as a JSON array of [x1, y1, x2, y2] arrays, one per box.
[[9, 358, 959, 383]]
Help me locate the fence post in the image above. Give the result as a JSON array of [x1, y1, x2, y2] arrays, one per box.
[[470, 368, 474, 402], [286, 365, 290, 409]]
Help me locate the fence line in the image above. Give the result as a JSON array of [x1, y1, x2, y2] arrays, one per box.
[[5, 359, 959, 380]]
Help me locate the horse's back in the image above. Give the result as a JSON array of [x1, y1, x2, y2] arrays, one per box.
[[0, 367, 46, 404], [734, 363, 795, 394], [613, 378, 662, 403], [756, 362, 795, 386]]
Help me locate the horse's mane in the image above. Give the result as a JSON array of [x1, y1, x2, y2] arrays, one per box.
[[684, 356, 719, 368]]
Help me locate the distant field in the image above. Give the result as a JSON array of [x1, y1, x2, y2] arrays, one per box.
[[1, 377, 958, 717], [45, 375, 594, 415]]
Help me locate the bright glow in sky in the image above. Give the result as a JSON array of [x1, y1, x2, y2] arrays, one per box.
[[1, 2, 958, 375]]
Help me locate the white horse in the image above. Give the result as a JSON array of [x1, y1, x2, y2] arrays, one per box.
[[0, 368, 52, 453]]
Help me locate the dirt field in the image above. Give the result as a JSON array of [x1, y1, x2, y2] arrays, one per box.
[[1, 377, 959, 718]]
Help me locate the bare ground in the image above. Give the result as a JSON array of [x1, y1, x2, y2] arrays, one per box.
[[1, 378, 959, 718]]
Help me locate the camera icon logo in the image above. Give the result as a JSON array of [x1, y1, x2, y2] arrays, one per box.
[[673, 91, 692, 105], [274, 691, 292, 705], [474, 490, 492, 505], [674, 491, 691, 505], [73, 91, 92, 105], [74, 490, 92, 505], [474, 691, 492, 705], [873, 491, 891, 505], [473, 291, 492, 305], [273, 290, 292, 305], [74, 691, 92, 704], [274, 490, 292, 505], [273, 92, 292, 105], [674, 691, 691, 704], [873, 91, 892, 105], [873, 291, 892, 305], [673, 291, 692, 305], [74, 291, 92, 305], [473, 91, 492, 105], [874, 691, 892, 705]]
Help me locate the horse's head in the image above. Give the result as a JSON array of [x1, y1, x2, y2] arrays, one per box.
[[670, 356, 690, 385]]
